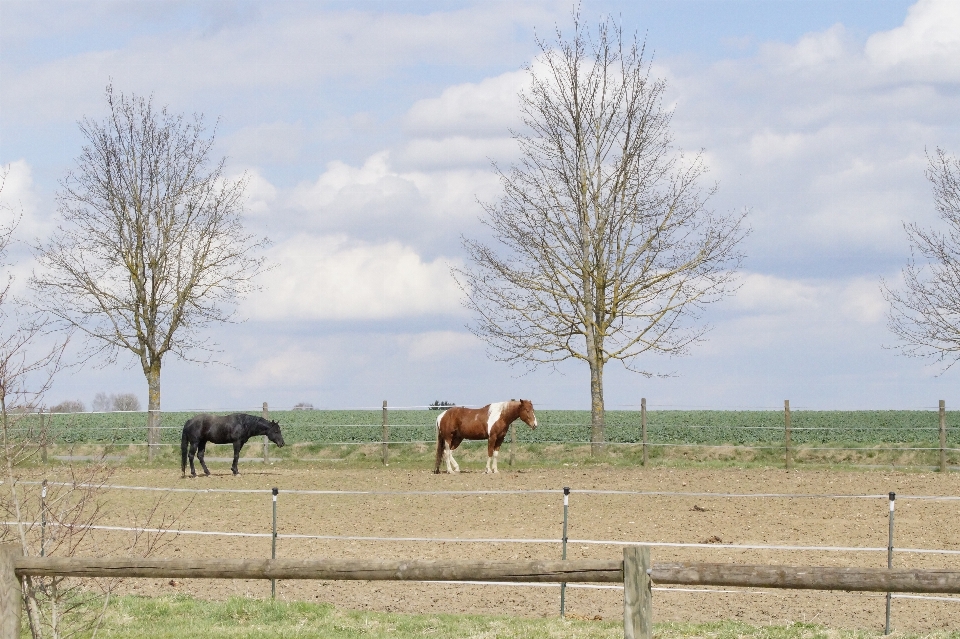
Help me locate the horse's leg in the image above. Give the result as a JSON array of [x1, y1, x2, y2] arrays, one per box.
[[188, 440, 199, 477], [448, 437, 462, 473], [434, 432, 445, 474], [492, 433, 507, 474], [486, 436, 497, 473], [232, 441, 242, 475], [443, 441, 455, 474], [197, 441, 211, 476]]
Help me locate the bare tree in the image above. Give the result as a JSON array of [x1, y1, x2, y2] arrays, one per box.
[[456, 14, 748, 453], [49, 400, 85, 414], [31, 85, 269, 459], [91, 392, 111, 413], [1, 166, 185, 638], [111, 392, 140, 412], [883, 148, 960, 367], [92, 392, 140, 412]]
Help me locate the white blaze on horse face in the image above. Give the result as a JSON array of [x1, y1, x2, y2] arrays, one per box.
[[486, 402, 507, 436]]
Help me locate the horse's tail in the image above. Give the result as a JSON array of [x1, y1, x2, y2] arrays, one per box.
[[434, 411, 446, 474], [180, 423, 189, 476]]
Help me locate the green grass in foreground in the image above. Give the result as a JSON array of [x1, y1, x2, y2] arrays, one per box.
[[76, 595, 960, 639]]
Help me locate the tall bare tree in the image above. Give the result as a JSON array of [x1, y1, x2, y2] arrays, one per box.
[[456, 15, 748, 453], [31, 86, 269, 459], [883, 148, 960, 367]]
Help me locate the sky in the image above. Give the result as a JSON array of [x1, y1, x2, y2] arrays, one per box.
[[1, 0, 959, 412]]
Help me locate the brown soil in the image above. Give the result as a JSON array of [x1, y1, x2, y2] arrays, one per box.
[[67, 463, 960, 632]]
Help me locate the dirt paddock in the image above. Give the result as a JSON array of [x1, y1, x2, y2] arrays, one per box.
[[63, 462, 960, 632]]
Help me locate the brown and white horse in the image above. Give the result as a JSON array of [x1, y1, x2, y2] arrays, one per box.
[[434, 399, 538, 474]]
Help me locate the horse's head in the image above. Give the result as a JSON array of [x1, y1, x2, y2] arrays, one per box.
[[267, 419, 285, 447], [518, 399, 537, 429]]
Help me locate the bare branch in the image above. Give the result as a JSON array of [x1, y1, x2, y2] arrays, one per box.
[[883, 148, 960, 370]]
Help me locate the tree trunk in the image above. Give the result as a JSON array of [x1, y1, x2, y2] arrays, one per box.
[[145, 360, 161, 463], [589, 356, 605, 456]]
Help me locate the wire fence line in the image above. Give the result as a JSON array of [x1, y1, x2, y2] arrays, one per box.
[[5, 484, 959, 615], [17, 481, 960, 501], [6, 521, 960, 556]]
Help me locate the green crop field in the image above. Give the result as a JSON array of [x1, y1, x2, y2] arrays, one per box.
[[15, 408, 960, 445], [8, 408, 959, 469]]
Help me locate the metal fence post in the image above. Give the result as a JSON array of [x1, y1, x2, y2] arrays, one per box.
[[560, 487, 569, 617], [41, 480, 47, 558], [382, 400, 388, 465], [784, 400, 792, 471], [40, 409, 47, 464], [940, 400, 947, 473], [641, 398, 648, 467], [623, 545, 652, 639], [272, 487, 278, 599], [262, 402, 270, 464], [885, 492, 896, 635]]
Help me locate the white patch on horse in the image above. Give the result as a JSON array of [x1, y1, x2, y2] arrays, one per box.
[[436, 411, 446, 432], [486, 402, 507, 436]]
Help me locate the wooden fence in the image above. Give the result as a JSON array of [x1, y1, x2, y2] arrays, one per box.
[[3, 544, 960, 639]]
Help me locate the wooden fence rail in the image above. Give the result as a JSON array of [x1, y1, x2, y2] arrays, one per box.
[[3, 544, 960, 639]]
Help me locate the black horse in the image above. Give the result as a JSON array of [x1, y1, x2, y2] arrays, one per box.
[[181, 413, 285, 477]]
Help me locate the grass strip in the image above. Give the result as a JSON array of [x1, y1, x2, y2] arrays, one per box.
[[79, 594, 960, 639]]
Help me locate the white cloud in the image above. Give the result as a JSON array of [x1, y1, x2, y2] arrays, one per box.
[[780, 23, 850, 70], [731, 273, 822, 313], [404, 69, 527, 138], [839, 278, 887, 324], [0, 159, 46, 240], [866, 0, 960, 78], [286, 152, 500, 245], [748, 131, 804, 163], [731, 272, 886, 326], [237, 169, 278, 217], [403, 331, 480, 362], [667, 3, 960, 263], [394, 136, 519, 171], [224, 121, 307, 166], [0, 4, 557, 124], [246, 234, 464, 321]]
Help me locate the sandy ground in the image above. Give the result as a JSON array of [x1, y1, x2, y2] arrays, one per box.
[[53, 461, 960, 633]]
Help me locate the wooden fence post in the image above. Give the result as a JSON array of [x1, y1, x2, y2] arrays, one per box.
[[0, 543, 21, 639], [940, 400, 947, 473], [784, 400, 792, 471], [641, 398, 648, 468], [623, 545, 652, 639], [381, 401, 388, 466], [262, 402, 269, 464], [40, 409, 47, 464]]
